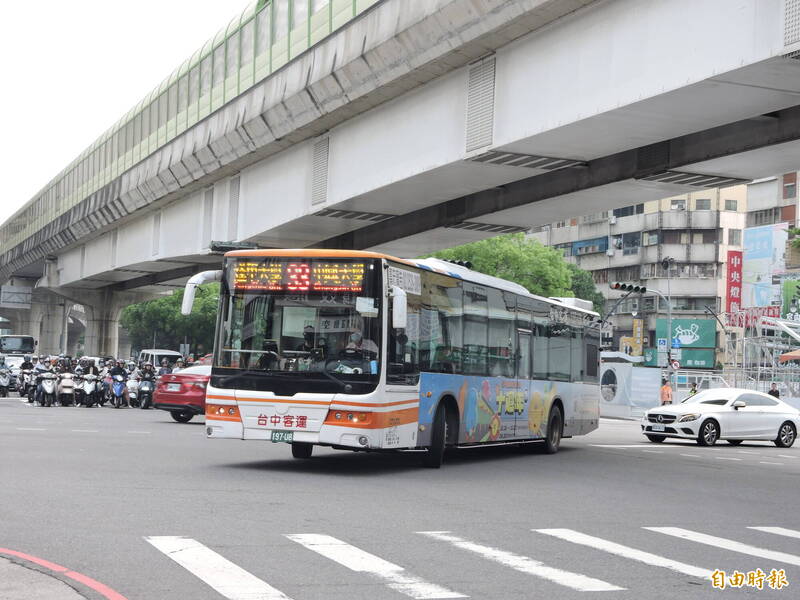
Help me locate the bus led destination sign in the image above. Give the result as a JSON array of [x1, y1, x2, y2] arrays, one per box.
[[233, 260, 366, 292]]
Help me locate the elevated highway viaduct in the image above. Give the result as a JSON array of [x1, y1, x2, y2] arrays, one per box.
[[3, 0, 800, 356]]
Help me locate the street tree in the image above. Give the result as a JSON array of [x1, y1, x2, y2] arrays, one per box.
[[120, 283, 218, 356]]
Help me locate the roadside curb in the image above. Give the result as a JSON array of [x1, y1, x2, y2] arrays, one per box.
[[0, 549, 128, 600]]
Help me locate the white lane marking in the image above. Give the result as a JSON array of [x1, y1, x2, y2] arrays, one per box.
[[145, 536, 293, 600], [71, 429, 99, 433], [680, 454, 700, 458], [748, 527, 800, 540], [16, 427, 46, 431], [777, 455, 797, 459], [535, 529, 712, 579], [737, 450, 760, 455], [590, 444, 680, 449], [287, 534, 464, 599], [641, 450, 663, 454], [418, 531, 622, 592], [759, 461, 784, 466], [645, 528, 800, 566], [714, 457, 742, 461]]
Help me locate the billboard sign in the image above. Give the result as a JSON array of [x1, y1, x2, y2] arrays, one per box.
[[742, 224, 787, 308], [655, 318, 716, 349]]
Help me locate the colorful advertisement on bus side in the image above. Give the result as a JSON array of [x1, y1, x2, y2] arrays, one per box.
[[417, 373, 596, 443]]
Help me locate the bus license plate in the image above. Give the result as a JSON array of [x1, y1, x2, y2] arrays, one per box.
[[651, 424, 665, 432], [271, 430, 293, 443]]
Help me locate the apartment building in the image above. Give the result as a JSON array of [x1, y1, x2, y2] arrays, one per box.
[[530, 186, 748, 367]]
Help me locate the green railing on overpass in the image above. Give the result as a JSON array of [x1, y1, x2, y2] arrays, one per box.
[[0, 0, 380, 255]]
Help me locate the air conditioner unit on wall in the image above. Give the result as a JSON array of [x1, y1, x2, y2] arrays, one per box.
[[609, 215, 617, 225], [606, 249, 615, 257]]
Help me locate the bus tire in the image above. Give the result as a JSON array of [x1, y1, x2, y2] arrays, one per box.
[[423, 403, 447, 468], [542, 405, 563, 454], [291, 442, 313, 459]]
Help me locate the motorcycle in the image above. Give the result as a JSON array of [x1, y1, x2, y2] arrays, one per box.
[[138, 376, 155, 409], [99, 373, 111, 406], [21, 370, 35, 402], [57, 372, 76, 406], [76, 373, 100, 407], [40, 372, 58, 407], [0, 368, 10, 397], [111, 374, 126, 409], [127, 377, 140, 408]]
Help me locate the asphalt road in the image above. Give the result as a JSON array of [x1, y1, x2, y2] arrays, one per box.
[[2, 396, 799, 600]]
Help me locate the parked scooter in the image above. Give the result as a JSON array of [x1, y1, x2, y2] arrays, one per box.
[[57, 372, 76, 406], [40, 372, 58, 407], [0, 368, 10, 397], [138, 376, 155, 409], [126, 377, 140, 408], [111, 374, 126, 409]]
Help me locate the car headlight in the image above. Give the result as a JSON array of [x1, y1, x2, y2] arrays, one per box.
[[678, 413, 700, 422]]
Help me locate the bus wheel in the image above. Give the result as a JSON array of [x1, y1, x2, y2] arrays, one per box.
[[423, 403, 447, 468], [542, 405, 563, 454], [292, 442, 313, 459]]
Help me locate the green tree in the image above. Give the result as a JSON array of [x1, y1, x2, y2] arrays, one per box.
[[431, 234, 604, 313], [120, 283, 219, 356], [567, 263, 606, 315]]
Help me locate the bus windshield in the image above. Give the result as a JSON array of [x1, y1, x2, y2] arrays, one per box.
[[0, 335, 35, 354], [215, 257, 382, 392]]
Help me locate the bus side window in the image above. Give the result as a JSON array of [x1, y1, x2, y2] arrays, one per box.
[[517, 330, 531, 379]]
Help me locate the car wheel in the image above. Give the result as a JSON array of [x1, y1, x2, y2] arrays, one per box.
[[170, 410, 193, 423], [423, 403, 448, 468], [697, 419, 719, 446], [645, 434, 666, 443], [774, 422, 796, 448], [541, 405, 563, 454], [727, 439, 743, 446], [291, 442, 313, 459]]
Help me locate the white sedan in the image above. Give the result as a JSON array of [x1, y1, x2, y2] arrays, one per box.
[[642, 388, 799, 447]]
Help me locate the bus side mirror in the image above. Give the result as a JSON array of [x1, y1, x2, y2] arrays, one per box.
[[391, 286, 407, 330], [181, 270, 222, 315]]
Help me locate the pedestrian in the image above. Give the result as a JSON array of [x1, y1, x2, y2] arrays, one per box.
[[660, 378, 673, 405], [688, 382, 698, 397], [768, 383, 780, 399]]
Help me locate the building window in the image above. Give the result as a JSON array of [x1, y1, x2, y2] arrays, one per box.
[[695, 198, 711, 210], [612, 204, 645, 219], [728, 228, 742, 245], [783, 173, 797, 199], [725, 199, 738, 211], [641, 263, 656, 278], [671, 198, 686, 211], [641, 231, 659, 246]]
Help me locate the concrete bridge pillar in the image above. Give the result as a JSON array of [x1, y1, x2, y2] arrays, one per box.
[[38, 300, 67, 356], [39, 288, 161, 358]]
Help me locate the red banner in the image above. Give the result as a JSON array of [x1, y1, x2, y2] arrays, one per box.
[[726, 250, 743, 313]]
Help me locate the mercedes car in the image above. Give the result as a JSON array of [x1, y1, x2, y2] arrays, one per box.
[[642, 388, 799, 447]]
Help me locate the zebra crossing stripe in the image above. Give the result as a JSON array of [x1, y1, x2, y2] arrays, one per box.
[[748, 526, 800, 540], [644, 528, 800, 567], [535, 529, 712, 578], [418, 531, 623, 592], [286, 533, 465, 599], [145, 536, 293, 600]]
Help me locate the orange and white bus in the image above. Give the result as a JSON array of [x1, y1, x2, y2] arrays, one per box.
[[182, 249, 601, 467]]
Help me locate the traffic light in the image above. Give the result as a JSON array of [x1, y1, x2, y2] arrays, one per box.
[[610, 282, 647, 293]]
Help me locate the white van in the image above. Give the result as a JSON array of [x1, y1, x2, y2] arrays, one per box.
[[139, 349, 183, 368]]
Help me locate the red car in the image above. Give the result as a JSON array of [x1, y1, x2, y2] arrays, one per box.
[[153, 365, 211, 422]]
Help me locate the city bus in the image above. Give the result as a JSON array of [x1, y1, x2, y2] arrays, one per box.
[[183, 250, 601, 467], [0, 334, 36, 355]]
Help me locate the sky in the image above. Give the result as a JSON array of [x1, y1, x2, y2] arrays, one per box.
[[0, 0, 250, 224]]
